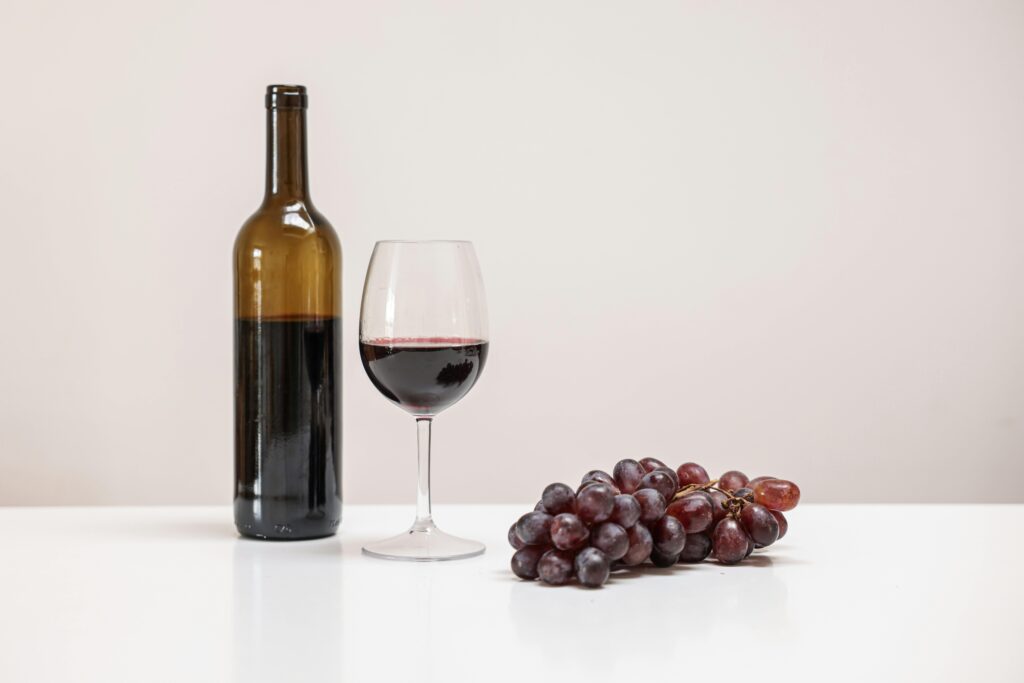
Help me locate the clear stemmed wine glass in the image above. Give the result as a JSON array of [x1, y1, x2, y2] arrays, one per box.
[[359, 241, 489, 561]]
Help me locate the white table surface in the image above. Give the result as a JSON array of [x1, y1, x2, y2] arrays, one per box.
[[0, 504, 1021, 682]]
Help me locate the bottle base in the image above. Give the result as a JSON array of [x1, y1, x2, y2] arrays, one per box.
[[234, 516, 341, 541], [236, 527, 338, 541]]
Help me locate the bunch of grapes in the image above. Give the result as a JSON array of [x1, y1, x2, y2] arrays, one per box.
[[509, 459, 801, 588]]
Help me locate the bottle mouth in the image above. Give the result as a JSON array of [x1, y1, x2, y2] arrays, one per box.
[[266, 85, 307, 110]]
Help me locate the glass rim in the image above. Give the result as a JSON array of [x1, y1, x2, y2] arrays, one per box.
[[373, 239, 474, 245]]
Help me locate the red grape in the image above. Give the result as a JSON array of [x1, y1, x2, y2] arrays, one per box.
[[591, 522, 630, 560], [610, 494, 641, 529], [652, 515, 687, 556], [676, 462, 710, 486], [550, 513, 589, 550], [577, 479, 621, 496], [708, 489, 730, 526], [639, 470, 676, 501], [541, 483, 576, 515], [665, 493, 713, 533], [653, 466, 680, 490], [511, 545, 549, 580], [712, 518, 750, 565], [638, 457, 668, 473], [649, 549, 680, 567], [576, 483, 616, 524], [633, 489, 667, 524], [613, 459, 645, 493], [748, 475, 776, 488], [678, 532, 712, 563], [771, 510, 788, 540], [516, 511, 553, 546], [753, 479, 801, 511], [508, 523, 526, 550], [537, 549, 575, 585], [581, 470, 615, 487], [575, 547, 611, 587], [718, 470, 749, 492], [621, 524, 653, 566], [739, 502, 780, 547]]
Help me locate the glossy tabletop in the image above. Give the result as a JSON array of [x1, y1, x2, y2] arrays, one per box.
[[0, 504, 1021, 682]]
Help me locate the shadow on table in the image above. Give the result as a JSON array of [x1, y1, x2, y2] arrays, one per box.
[[505, 547, 796, 651]]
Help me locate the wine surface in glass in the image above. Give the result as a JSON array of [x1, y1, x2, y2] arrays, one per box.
[[359, 338, 489, 415]]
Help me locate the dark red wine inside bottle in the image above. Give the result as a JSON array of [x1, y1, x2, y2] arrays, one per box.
[[360, 338, 488, 415], [233, 85, 342, 540]]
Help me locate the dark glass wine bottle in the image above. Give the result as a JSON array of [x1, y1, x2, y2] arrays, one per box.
[[233, 85, 342, 540]]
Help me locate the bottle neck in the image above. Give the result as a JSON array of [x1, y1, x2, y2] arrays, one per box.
[[264, 108, 310, 201]]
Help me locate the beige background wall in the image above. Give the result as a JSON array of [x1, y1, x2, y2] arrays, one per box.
[[1, 0, 1022, 505]]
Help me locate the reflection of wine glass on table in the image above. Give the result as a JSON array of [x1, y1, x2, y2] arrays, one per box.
[[359, 240, 489, 561]]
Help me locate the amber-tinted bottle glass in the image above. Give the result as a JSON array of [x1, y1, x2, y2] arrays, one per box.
[[233, 85, 342, 540]]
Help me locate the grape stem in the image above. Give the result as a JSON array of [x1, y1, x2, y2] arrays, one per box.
[[672, 480, 748, 520]]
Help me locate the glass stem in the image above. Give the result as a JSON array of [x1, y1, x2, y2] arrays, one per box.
[[414, 417, 434, 530]]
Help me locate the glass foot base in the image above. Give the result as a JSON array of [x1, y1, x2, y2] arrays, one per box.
[[362, 522, 485, 561]]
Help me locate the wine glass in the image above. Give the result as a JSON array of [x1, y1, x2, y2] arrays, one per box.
[[359, 241, 489, 561]]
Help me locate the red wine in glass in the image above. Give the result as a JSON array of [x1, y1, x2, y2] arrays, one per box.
[[360, 337, 488, 415]]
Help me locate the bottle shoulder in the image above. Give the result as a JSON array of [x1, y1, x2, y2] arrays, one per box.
[[235, 199, 341, 255], [234, 198, 342, 319]]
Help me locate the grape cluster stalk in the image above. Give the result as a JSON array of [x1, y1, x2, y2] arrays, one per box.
[[509, 460, 801, 588]]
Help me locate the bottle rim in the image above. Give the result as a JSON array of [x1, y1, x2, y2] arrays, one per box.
[[266, 84, 307, 110]]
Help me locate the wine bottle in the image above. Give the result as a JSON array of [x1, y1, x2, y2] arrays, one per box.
[[233, 85, 342, 540]]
